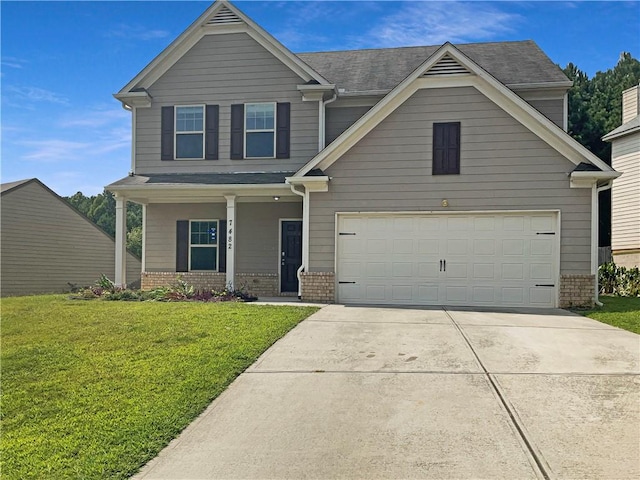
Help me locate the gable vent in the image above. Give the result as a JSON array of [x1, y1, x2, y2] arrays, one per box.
[[423, 55, 469, 77], [206, 5, 243, 26]]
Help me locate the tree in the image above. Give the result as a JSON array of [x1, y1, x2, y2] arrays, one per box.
[[65, 190, 142, 258]]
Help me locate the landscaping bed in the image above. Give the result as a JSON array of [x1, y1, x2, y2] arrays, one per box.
[[1, 295, 318, 479]]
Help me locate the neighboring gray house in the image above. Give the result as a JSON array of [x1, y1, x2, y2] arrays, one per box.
[[0, 179, 141, 297], [107, 0, 618, 308], [603, 84, 640, 268]]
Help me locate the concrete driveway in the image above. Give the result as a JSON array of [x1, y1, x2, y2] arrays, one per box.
[[135, 305, 640, 479]]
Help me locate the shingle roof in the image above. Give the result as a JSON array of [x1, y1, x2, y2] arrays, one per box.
[[0, 178, 35, 194], [107, 170, 325, 188], [297, 41, 570, 93], [602, 115, 640, 141]]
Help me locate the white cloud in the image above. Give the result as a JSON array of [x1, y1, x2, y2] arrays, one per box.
[[1, 56, 28, 69], [107, 23, 171, 41], [4, 85, 69, 105], [59, 107, 129, 128], [355, 1, 521, 48]]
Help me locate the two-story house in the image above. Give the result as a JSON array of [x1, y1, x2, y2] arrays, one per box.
[[107, 0, 618, 308]]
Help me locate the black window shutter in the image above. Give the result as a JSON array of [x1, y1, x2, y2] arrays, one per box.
[[218, 220, 227, 273], [176, 220, 189, 272], [433, 122, 460, 175], [205, 105, 219, 160], [276, 102, 290, 159], [230, 104, 244, 159], [161, 106, 174, 161]]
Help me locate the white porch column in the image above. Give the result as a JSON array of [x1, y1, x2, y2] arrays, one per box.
[[114, 195, 127, 287], [224, 195, 236, 289]]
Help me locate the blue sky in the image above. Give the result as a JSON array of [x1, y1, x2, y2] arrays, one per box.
[[2, 0, 639, 196]]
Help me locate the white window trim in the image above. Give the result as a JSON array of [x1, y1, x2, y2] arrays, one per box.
[[175, 105, 205, 160], [188, 219, 219, 272], [244, 102, 276, 159]]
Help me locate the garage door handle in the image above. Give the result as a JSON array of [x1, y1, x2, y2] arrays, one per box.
[[535, 284, 555, 287], [339, 281, 356, 284], [443, 259, 446, 271], [439, 260, 443, 271]]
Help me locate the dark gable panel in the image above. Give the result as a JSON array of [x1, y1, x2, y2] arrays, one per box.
[[276, 102, 290, 159], [176, 220, 189, 272], [205, 105, 219, 160], [161, 106, 175, 161], [230, 104, 244, 159]]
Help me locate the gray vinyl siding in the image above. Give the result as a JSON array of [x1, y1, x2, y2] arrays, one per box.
[[136, 33, 318, 174], [236, 202, 301, 273], [145, 201, 301, 273], [516, 91, 565, 128], [325, 106, 372, 145], [309, 86, 592, 275], [0, 182, 141, 296], [611, 132, 640, 251]]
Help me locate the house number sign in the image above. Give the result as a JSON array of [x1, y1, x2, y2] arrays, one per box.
[[227, 219, 233, 250]]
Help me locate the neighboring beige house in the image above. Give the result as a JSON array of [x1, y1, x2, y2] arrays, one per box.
[[0, 179, 141, 296], [603, 85, 640, 268], [107, 0, 618, 308]]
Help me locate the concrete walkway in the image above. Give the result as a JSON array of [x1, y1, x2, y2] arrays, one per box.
[[134, 305, 640, 479]]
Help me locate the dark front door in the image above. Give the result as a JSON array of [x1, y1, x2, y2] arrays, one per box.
[[281, 220, 302, 292]]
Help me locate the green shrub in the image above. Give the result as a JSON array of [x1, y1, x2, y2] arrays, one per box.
[[598, 262, 640, 297]]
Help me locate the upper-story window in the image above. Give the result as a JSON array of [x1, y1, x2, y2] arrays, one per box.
[[245, 103, 276, 158], [432, 122, 461, 175], [175, 106, 204, 159], [230, 103, 290, 160], [161, 105, 219, 161]]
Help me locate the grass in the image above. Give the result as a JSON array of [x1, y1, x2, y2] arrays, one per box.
[[578, 295, 640, 334], [1, 295, 318, 479]]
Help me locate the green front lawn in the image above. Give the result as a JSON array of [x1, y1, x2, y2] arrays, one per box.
[[579, 295, 640, 334], [1, 295, 318, 479]]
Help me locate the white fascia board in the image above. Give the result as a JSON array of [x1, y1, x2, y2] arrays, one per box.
[[106, 183, 293, 198], [113, 91, 152, 108], [569, 171, 620, 189], [118, 1, 328, 94], [294, 42, 614, 177], [285, 176, 330, 192]]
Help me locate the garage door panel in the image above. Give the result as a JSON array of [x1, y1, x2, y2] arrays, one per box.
[[337, 213, 558, 308]]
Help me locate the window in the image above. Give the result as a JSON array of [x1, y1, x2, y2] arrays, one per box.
[[433, 122, 461, 175], [175, 106, 204, 159], [245, 103, 275, 158], [189, 220, 218, 271]]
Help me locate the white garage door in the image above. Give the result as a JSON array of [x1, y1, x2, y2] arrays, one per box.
[[336, 212, 559, 308]]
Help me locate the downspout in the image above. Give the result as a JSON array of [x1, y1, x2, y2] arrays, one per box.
[[290, 184, 307, 298], [319, 92, 338, 150], [121, 103, 135, 175], [593, 180, 614, 306]]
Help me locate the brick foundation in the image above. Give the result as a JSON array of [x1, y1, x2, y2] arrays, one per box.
[[559, 274, 595, 308], [301, 272, 335, 303], [141, 272, 283, 297], [141, 272, 226, 291]]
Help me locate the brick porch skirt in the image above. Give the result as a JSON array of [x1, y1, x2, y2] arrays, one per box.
[[141, 272, 280, 297]]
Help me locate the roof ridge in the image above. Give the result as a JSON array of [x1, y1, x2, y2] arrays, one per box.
[[297, 40, 534, 56]]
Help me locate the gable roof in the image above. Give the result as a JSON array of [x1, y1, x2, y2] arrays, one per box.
[[295, 42, 615, 178], [118, 0, 329, 95], [298, 41, 571, 94]]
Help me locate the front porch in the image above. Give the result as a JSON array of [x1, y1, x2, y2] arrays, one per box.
[[107, 172, 330, 300]]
